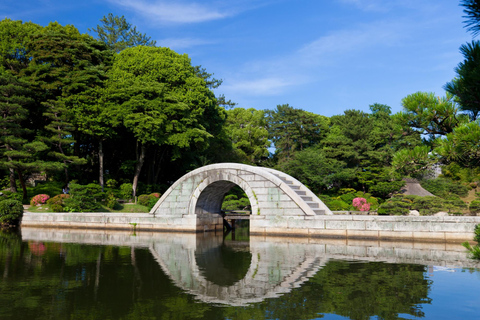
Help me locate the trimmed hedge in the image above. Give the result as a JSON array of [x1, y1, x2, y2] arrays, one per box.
[[0, 200, 23, 226]]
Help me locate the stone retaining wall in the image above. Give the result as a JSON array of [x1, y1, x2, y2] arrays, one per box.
[[21, 212, 480, 242]]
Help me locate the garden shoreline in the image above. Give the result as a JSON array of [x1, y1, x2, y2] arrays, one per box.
[[21, 211, 480, 243]]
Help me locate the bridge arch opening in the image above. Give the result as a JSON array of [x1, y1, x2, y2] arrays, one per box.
[[195, 180, 239, 215], [192, 177, 254, 233]]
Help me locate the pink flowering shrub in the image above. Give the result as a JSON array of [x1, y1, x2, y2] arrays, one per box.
[[30, 194, 50, 206], [352, 197, 371, 211], [150, 192, 161, 198]]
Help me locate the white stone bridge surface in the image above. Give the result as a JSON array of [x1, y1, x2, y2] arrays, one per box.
[[20, 228, 480, 306], [150, 163, 332, 232]]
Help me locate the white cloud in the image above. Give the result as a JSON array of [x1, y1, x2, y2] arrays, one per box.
[[297, 22, 403, 66], [160, 37, 214, 50], [337, 0, 417, 12], [222, 77, 295, 96], [107, 0, 244, 24]]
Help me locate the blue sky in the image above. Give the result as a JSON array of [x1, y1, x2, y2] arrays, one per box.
[[0, 0, 473, 117]]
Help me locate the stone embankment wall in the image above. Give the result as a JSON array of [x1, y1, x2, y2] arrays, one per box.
[[21, 212, 480, 242]]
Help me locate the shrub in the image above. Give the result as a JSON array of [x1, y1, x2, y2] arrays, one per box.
[[328, 199, 351, 211], [105, 192, 119, 209], [147, 197, 158, 211], [367, 197, 379, 210], [138, 194, 155, 207], [377, 200, 410, 215], [352, 197, 370, 211], [470, 200, 480, 214], [474, 224, 480, 243], [106, 179, 118, 188], [221, 194, 250, 211], [47, 194, 69, 206], [119, 183, 133, 201], [410, 196, 445, 215], [30, 194, 50, 206], [150, 192, 161, 198], [421, 178, 469, 197], [0, 200, 23, 226], [63, 183, 104, 212], [50, 204, 64, 212], [0, 190, 23, 202]]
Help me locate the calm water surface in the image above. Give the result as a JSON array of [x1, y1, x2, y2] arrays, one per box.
[[1, 225, 480, 320]]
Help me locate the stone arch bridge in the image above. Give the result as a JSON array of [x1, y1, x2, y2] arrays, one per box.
[[150, 163, 332, 233]]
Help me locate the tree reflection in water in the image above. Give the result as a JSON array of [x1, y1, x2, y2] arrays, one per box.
[[0, 228, 448, 320]]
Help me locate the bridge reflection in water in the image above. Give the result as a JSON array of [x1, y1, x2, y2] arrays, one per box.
[[21, 227, 480, 306]]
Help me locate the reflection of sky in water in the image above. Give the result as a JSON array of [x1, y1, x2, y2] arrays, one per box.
[[423, 268, 480, 320]]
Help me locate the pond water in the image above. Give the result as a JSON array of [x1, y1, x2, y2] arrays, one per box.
[[1, 225, 480, 320]]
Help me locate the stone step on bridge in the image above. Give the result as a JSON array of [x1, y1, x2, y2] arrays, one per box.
[[150, 163, 333, 233]]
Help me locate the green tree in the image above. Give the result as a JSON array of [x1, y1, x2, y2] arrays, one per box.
[[392, 145, 436, 178], [278, 146, 347, 193], [266, 104, 329, 163], [0, 19, 42, 73], [21, 22, 111, 182], [89, 13, 156, 53], [400, 92, 466, 140], [444, 41, 480, 121], [106, 46, 223, 196], [225, 108, 269, 165], [0, 71, 53, 199], [435, 121, 480, 168], [70, 87, 117, 191], [461, 0, 480, 36]]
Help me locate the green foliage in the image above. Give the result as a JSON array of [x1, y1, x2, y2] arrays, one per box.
[[400, 92, 465, 139], [421, 178, 469, 197], [46, 194, 69, 206], [435, 121, 480, 168], [26, 181, 63, 199], [146, 197, 158, 211], [463, 241, 480, 259], [410, 196, 446, 215], [0, 190, 23, 202], [377, 194, 465, 216], [470, 200, 480, 214], [392, 145, 435, 179], [106, 179, 118, 188], [369, 180, 405, 198], [462, 223, 480, 260], [444, 41, 480, 121], [49, 203, 63, 212], [0, 199, 23, 225], [138, 194, 155, 207], [225, 107, 269, 165], [63, 183, 104, 212], [221, 194, 250, 211], [279, 146, 347, 194], [377, 199, 410, 215], [319, 195, 350, 211], [104, 192, 119, 209], [266, 104, 329, 161], [475, 224, 480, 242], [119, 183, 133, 200], [89, 13, 156, 53]]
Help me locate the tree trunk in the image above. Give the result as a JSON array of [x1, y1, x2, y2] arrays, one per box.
[[6, 145, 17, 193], [99, 140, 104, 192], [16, 169, 27, 200], [8, 168, 17, 193], [132, 144, 146, 198]]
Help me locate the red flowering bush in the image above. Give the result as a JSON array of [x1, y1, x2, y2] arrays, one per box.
[[30, 194, 50, 206], [150, 192, 161, 198], [352, 197, 370, 211]]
